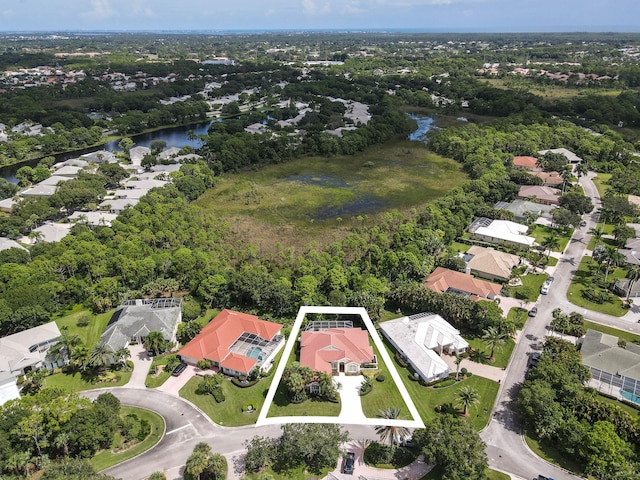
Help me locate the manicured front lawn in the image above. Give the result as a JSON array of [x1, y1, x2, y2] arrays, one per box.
[[54, 306, 115, 350], [384, 341, 498, 431], [567, 257, 627, 317], [528, 224, 573, 252], [450, 241, 471, 253], [45, 366, 132, 393], [180, 374, 275, 426], [90, 406, 164, 472], [511, 273, 548, 302], [360, 343, 411, 419], [587, 233, 617, 251], [267, 381, 341, 418], [145, 354, 172, 389], [245, 465, 333, 480], [507, 307, 529, 330], [465, 337, 515, 369]]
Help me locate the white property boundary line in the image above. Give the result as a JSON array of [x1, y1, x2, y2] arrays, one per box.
[[256, 306, 425, 428]]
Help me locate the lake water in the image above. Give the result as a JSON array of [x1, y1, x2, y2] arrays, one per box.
[[407, 114, 438, 142], [0, 119, 220, 183]]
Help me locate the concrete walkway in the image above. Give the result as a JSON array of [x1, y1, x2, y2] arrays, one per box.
[[336, 373, 366, 421], [126, 343, 152, 388], [440, 352, 506, 383]]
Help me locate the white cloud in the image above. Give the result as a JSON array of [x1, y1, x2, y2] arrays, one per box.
[[131, 1, 155, 17], [2, 9, 15, 17], [302, 0, 331, 16], [81, 0, 115, 20]]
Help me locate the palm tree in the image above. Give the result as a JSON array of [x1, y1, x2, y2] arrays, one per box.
[[185, 450, 208, 480], [588, 227, 603, 254], [456, 386, 480, 416], [481, 326, 508, 361], [114, 347, 131, 368], [575, 162, 588, 180], [603, 247, 625, 283], [145, 331, 166, 356], [48, 327, 82, 364], [542, 234, 561, 260], [454, 353, 465, 380], [625, 264, 640, 303], [374, 407, 410, 449], [89, 341, 112, 372]]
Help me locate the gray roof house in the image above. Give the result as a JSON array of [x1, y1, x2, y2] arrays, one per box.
[[0, 322, 64, 377], [495, 200, 556, 222], [580, 329, 640, 397], [100, 298, 182, 353]]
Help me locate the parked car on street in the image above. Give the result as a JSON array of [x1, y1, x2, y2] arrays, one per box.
[[528, 306, 538, 317]]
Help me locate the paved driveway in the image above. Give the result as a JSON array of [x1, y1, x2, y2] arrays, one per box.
[[337, 373, 366, 421], [157, 365, 199, 396], [126, 343, 152, 389]]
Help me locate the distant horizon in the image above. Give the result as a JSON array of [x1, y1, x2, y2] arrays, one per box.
[[1, 0, 638, 35], [2, 27, 640, 35]]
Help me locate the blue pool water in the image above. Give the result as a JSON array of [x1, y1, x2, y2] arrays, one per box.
[[247, 346, 263, 359], [620, 390, 640, 405]]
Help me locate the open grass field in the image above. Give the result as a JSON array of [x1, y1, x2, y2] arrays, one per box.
[[567, 257, 627, 316], [90, 406, 164, 472], [482, 78, 623, 101], [360, 343, 411, 419], [54, 305, 115, 350], [195, 139, 467, 250]]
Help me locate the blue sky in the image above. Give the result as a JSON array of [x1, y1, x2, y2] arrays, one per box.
[[1, 0, 639, 32]]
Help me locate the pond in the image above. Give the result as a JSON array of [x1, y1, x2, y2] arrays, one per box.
[[406, 114, 438, 142], [0, 118, 221, 183]]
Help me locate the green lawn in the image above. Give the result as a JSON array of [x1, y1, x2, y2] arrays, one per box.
[[180, 374, 276, 426], [524, 433, 585, 475], [529, 224, 573, 252], [45, 366, 132, 393], [592, 173, 611, 198], [54, 306, 115, 350], [507, 307, 529, 330], [244, 465, 333, 480], [546, 255, 558, 267], [511, 273, 548, 302], [465, 337, 515, 369], [145, 353, 174, 388], [267, 381, 342, 418], [450, 241, 471, 253], [360, 343, 411, 419], [90, 406, 164, 472], [597, 393, 640, 418], [567, 257, 627, 316], [587, 234, 617, 251], [384, 341, 498, 431]]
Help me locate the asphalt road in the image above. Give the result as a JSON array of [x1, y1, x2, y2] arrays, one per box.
[[481, 171, 639, 480], [82, 388, 377, 480]]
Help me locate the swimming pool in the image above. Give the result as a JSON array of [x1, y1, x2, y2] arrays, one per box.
[[620, 390, 640, 405], [247, 346, 263, 360]]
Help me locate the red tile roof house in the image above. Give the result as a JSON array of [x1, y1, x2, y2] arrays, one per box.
[[299, 328, 377, 375], [424, 267, 502, 300], [178, 310, 284, 378], [512, 156, 541, 171]]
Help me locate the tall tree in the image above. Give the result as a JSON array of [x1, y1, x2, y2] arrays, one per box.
[[456, 386, 480, 416], [145, 331, 166, 356], [413, 415, 488, 480], [481, 326, 508, 361], [88, 341, 112, 372]]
